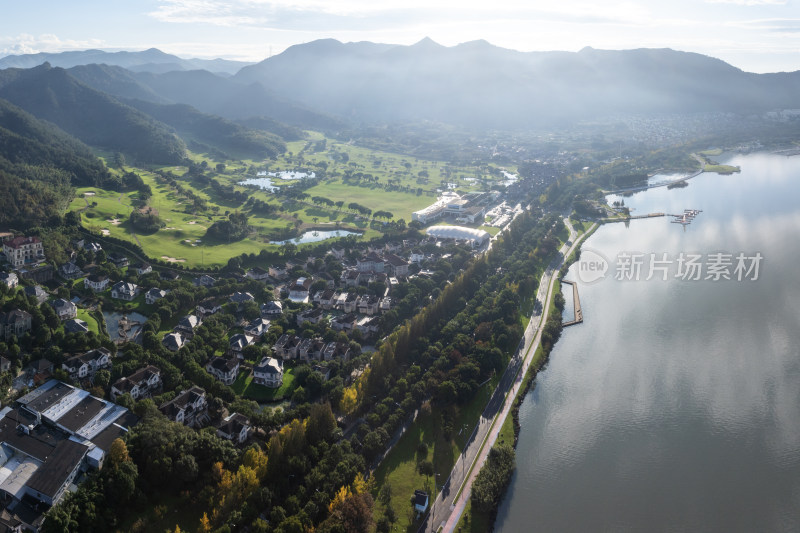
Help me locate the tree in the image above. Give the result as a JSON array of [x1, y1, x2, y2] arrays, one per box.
[[199, 512, 212, 533], [108, 438, 131, 466]]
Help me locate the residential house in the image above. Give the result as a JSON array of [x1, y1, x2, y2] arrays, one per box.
[[175, 314, 202, 338], [245, 267, 270, 281], [64, 318, 89, 334], [356, 315, 381, 336], [342, 269, 360, 288], [160, 386, 207, 427], [205, 357, 240, 385], [228, 334, 255, 358], [384, 241, 402, 254], [384, 253, 409, 276], [0, 310, 32, 340], [288, 277, 313, 302], [229, 291, 255, 307], [0, 356, 10, 373], [253, 356, 283, 388], [380, 297, 393, 313], [268, 265, 288, 280], [357, 295, 380, 316], [193, 274, 216, 288], [315, 289, 337, 310], [108, 252, 129, 268], [331, 313, 358, 332], [261, 300, 283, 317], [83, 241, 102, 254], [145, 288, 167, 305], [409, 250, 426, 264], [298, 338, 325, 361], [51, 298, 77, 320], [160, 270, 180, 281], [296, 307, 324, 327], [58, 262, 83, 280], [111, 365, 161, 400], [244, 317, 270, 338], [162, 332, 185, 351], [61, 348, 111, 380], [323, 342, 351, 362], [3, 236, 45, 268], [0, 272, 17, 289], [133, 262, 152, 276], [24, 358, 53, 383], [330, 246, 346, 260], [111, 281, 139, 301], [23, 285, 48, 305], [216, 413, 250, 444], [338, 292, 358, 314], [272, 334, 301, 359], [357, 252, 385, 273], [197, 297, 225, 316], [84, 274, 109, 292]]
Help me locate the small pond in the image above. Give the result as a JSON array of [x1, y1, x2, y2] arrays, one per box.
[[102, 311, 147, 344], [272, 230, 360, 245]]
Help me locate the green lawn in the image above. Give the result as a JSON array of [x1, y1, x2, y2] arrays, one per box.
[[231, 367, 296, 401], [75, 308, 100, 334], [371, 376, 498, 532]]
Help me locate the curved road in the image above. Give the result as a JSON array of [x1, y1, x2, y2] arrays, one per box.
[[418, 217, 594, 533]]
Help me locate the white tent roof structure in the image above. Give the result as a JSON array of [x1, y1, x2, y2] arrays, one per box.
[[426, 225, 490, 243]]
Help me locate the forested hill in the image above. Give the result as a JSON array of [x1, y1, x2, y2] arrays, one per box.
[[234, 38, 800, 128], [0, 63, 186, 164], [0, 98, 110, 187], [0, 98, 114, 228], [123, 99, 286, 160]]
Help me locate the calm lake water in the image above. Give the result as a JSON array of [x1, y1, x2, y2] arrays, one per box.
[[496, 153, 800, 532], [272, 229, 360, 245]]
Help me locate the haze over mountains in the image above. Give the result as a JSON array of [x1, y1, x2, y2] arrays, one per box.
[[0, 48, 251, 76], [0, 38, 799, 156]]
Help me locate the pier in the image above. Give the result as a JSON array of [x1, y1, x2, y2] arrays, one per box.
[[561, 280, 583, 327]]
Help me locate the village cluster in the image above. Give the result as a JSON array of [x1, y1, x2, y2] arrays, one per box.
[[0, 226, 485, 530]]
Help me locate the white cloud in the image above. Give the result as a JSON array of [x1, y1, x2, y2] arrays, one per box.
[[0, 34, 104, 56], [706, 0, 787, 4]]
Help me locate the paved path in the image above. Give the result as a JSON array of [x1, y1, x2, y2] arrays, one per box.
[[417, 218, 594, 533]]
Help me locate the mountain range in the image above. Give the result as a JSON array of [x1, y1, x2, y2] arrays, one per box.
[[1, 39, 799, 162], [0, 48, 250, 76]]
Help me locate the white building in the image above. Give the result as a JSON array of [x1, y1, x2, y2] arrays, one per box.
[[3, 236, 45, 269], [253, 356, 283, 388]]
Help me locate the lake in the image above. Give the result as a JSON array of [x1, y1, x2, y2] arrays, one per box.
[[272, 229, 360, 245], [495, 153, 800, 532]]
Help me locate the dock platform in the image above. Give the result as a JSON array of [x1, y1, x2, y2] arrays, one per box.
[[561, 279, 583, 327]]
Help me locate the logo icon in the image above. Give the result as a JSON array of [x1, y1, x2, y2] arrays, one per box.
[[576, 248, 609, 284]]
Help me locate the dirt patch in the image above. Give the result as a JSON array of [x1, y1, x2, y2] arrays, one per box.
[[107, 218, 122, 225], [100, 229, 111, 236], [164, 227, 178, 230], [161, 256, 186, 263], [83, 192, 96, 197], [187, 221, 207, 229]]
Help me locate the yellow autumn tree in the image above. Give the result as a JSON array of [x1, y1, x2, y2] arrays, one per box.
[[340, 387, 358, 415], [329, 484, 352, 513], [351, 472, 368, 495], [198, 513, 211, 533], [108, 438, 130, 467]]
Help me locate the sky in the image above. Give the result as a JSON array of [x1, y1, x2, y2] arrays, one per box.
[[0, 0, 799, 72]]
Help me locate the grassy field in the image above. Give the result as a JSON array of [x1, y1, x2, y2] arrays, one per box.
[[231, 367, 296, 401], [78, 135, 518, 267], [75, 308, 100, 334], [371, 376, 498, 532]]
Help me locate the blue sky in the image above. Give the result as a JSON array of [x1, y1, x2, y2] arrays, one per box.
[[1, 0, 798, 72]]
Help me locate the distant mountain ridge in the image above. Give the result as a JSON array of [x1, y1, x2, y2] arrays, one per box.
[[0, 48, 251, 75], [234, 38, 800, 128], [0, 63, 186, 164]]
